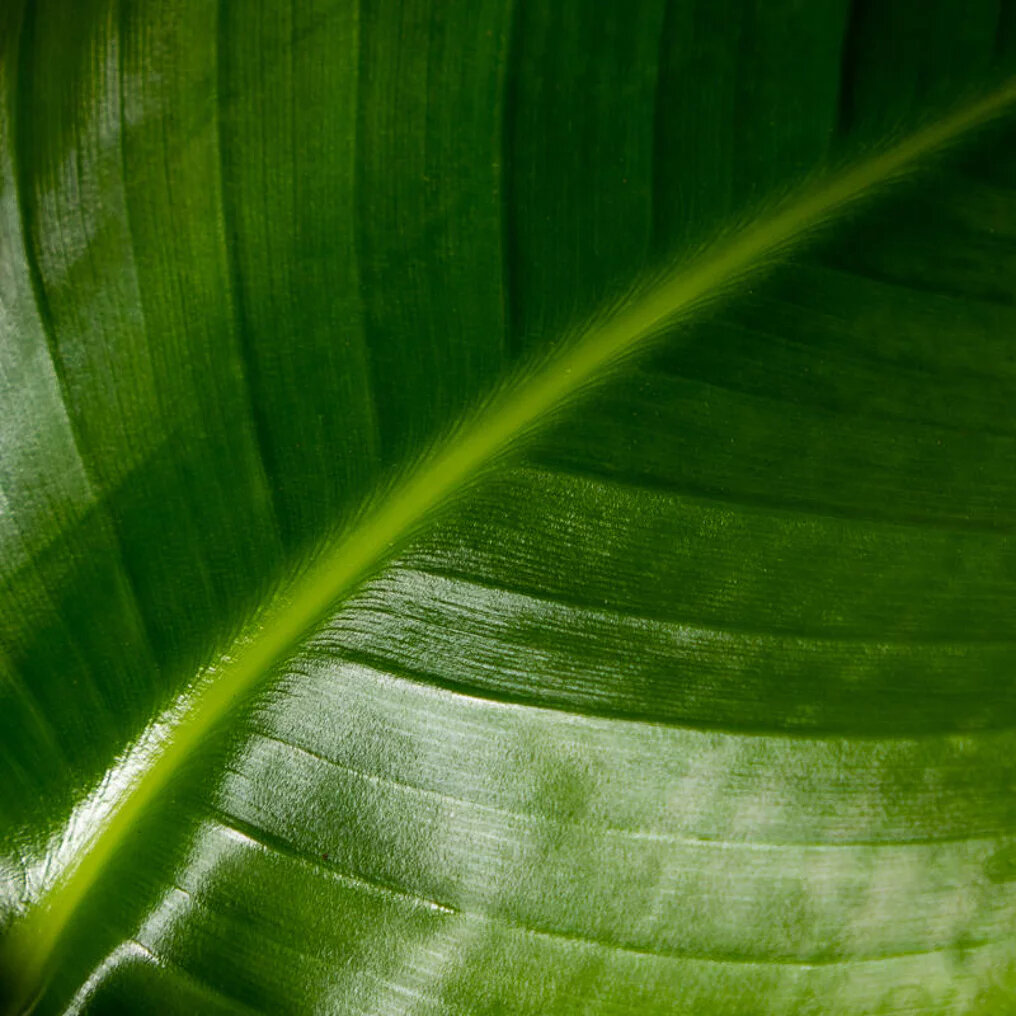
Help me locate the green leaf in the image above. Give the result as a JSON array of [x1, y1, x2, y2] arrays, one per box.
[[3, 1, 1016, 1013]]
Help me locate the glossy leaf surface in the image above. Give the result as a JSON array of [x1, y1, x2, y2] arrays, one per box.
[[2, 1, 1016, 1013]]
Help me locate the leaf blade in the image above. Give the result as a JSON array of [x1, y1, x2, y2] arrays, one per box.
[[8, 74, 1016, 1010]]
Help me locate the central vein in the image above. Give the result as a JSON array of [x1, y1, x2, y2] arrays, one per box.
[[7, 77, 1016, 1013]]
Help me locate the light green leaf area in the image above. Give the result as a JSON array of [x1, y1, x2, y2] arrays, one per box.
[[3, 1, 1016, 1013]]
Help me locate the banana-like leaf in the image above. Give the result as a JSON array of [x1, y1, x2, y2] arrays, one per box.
[[3, 1, 1016, 1012]]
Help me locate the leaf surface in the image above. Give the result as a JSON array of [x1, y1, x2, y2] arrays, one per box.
[[2, 1, 1016, 1013]]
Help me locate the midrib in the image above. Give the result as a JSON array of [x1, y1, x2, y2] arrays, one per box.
[[7, 77, 1016, 1012]]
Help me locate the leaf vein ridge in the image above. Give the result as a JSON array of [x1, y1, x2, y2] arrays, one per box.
[[190, 809, 1016, 972], [247, 730, 1016, 852]]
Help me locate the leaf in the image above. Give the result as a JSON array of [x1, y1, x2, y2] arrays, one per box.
[[2, 1, 1016, 1013]]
